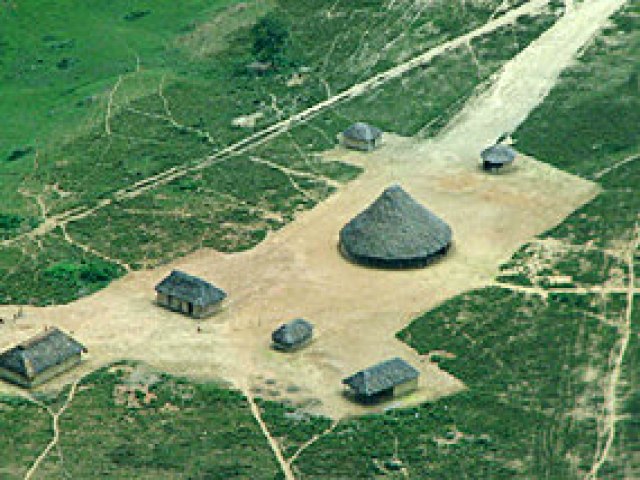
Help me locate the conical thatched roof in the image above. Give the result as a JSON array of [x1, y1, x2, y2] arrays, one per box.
[[343, 122, 382, 142], [339, 185, 452, 268], [481, 144, 517, 165], [155, 270, 226, 307]]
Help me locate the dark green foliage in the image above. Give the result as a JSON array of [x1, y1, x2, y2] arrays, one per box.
[[123, 10, 152, 22], [0, 230, 125, 305], [251, 13, 290, 66], [5, 146, 34, 162], [0, 213, 40, 239]]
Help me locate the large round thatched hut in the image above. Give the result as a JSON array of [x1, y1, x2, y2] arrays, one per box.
[[339, 185, 452, 268]]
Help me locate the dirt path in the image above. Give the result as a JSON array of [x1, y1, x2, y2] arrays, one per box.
[[592, 152, 640, 180], [0, 0, 550, 250], [584, 225, 638, 480], [23, 377, 82, 480], [244, 389, 296, 480], [287, 420, 340, 469], [492, 281, 637, 299], [0, 0, 626, 420]]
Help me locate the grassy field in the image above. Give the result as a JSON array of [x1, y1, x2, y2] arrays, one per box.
[[1, 1, 638, 478], [0, 0, 562, 305], [0, 362, 281, 479]]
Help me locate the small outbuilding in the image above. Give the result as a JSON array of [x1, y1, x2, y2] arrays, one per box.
[[271, 318, 313, 351], [343, 357, 419, 403], [481, 144, 517, 171], [155, 270, 226, 318], [0, 328, 85, 388], [339, 184, 452, 268], [342, 122, 382, 151]]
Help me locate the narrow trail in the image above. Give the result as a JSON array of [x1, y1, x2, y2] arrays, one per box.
[[584, 225, 638, 480], [592, 152, 640, 180], [23, 378, 82, 480], [244, 389, 296, 480], [492, 281, 637, 299], [0, 0, 551, 249], [60, 224, 131, 272], [287, 420, 340, 468]]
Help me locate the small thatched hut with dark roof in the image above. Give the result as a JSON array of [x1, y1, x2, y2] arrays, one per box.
[[481, 144, 517, 171], [342, 122, 382, 151], [0, 328, 85, 388], [271, 318, 313, 351], [343, 357, 419, 403], [155, 270, 226, 318], [339, 185, 452, 268]]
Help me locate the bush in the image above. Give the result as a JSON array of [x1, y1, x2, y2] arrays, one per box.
[[251, 13, 291, 67]]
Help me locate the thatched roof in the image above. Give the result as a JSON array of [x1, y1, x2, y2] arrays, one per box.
[[343, 357, 419, 396], [343, 122, 382, 142], [155, 270, 226, 307], [272, 319, 313, 349], [0, 328, 84, 381], [339, 185, 452, 267], [481, 144, 517, 165]]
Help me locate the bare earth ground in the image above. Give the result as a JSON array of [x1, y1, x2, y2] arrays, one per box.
[[0, 0, 625, 419]]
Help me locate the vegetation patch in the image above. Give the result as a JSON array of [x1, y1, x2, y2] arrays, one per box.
[[0, 0, 561, 304], [0, 362, 280, 479], [0, 229, 125, 306]]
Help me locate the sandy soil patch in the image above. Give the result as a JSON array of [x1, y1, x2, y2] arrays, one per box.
[[0, 133, 598, 417]]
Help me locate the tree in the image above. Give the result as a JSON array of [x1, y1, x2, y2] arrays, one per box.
[[251, 13, 290, 67]]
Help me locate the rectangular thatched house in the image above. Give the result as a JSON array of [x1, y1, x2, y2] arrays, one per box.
[[155, 270, 226, 319], [0, 328, 85, 388], [342, 357, 419, 403]]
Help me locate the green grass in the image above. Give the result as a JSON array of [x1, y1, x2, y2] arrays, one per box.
[[250, 289, 623, 478], [0, 362, 281, 479], [0, 396, 52, 479], [0, 228, 126, 305], [0, 0, 562, 305]]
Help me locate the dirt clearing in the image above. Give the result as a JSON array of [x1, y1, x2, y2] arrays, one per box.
[[0, 134, 598, 417], [0, 0, 624, 418]]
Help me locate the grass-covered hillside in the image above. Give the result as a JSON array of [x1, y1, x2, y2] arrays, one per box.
[[0, 0, 562, 305]]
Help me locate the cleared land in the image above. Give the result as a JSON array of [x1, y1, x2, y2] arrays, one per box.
[[0, 0, 638, 479], [0, 0, 618, 417]]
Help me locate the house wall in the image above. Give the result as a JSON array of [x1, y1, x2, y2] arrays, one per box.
[[343, 137, 375, 152], [193, 303, 223, 319], [392, 378, 418, 397], [0, 367, 30, 388], [157, 293, 169, 306], [0, 355, 82, 388]]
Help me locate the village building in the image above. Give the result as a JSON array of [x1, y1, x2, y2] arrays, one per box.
[[155, 270, 226, 318], [481, 143, 517, 171], [342, 122, 383, 151], [0, 328, 85, 388], [339, 184, 452, 268], [271, 318, 313, 351], [342, 357, 419, 403]]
